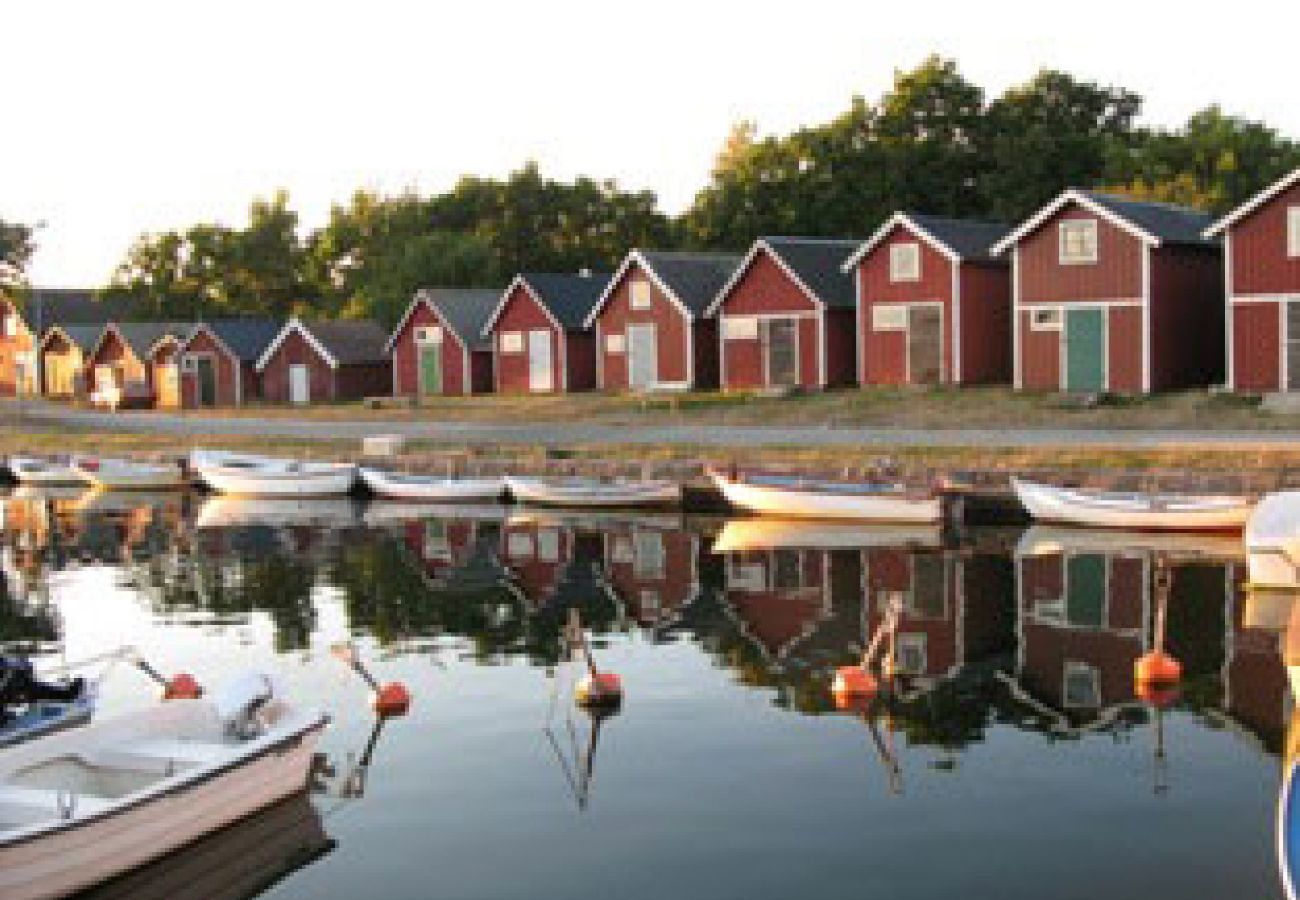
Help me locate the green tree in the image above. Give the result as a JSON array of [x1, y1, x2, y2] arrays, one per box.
[[0, 218, 36, 289]]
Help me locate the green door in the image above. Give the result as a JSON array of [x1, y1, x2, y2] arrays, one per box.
[[420, 345, 442, 396], [1064, 308, 1105, 393], [1065, 555, 1106, 629]]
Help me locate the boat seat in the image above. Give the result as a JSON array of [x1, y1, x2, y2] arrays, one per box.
[[0, 784, 115, 819]]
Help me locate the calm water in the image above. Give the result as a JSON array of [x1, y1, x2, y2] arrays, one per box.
[[0, 488, 1288, 900]]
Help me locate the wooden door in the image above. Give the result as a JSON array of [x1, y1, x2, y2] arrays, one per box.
[[907, 306, 943, 384], [1287, 301, 1300, 392], [289, 364, 310, 404], [528, 330, 553, 392], [420, 344, 443, 396], [1064, 308, 1105, 393], [763, 318, 798, 388], [156, 364, 180, 408], [196, 357, 218, 406], [627, 324, 657, 389]]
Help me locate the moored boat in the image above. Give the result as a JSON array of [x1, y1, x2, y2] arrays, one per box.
[[505, 476, 681, 509], [72, 457, 186, 491], [192, 452, 356, 497], [0, 673, 327, 900], [195, 495, 361, 530], [711, 518, 940, 553], [1011, 477, 1253, 531], [6, 457, 83, 487], [358, 467, 506, 503], [708, 469, 940, 523], [1248, 491, 1300, 590]]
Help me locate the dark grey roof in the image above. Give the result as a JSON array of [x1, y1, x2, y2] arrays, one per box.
[[906, 214, 1011, 263], [20, 289, 136, 329], [1079, 192, 1216, 246], [419, 289, 501, 350], [199, 319, 282, 362], [517, 273, 610, 330], [300, 319, 390, 365], [112, 321, 190, 358], [761, 237, 860, 308], [47, 323, 105, 353], [639, 251, 743, 317]]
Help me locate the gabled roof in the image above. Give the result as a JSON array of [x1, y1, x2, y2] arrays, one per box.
[[843, 213, 1011, 271], [1205, 167, 1300, 237], [256, 318, 389, 371], [709, 237, 858, 316], [586, 250, 742, 327], [992, 189, 1216, 256], [15, 288, 137, 329], [39, 323, 105, 354], [483, 272, 610, 336], [93, 321, 190, 362], [386, 288, 500, 353], [189, 319, 283, 363]]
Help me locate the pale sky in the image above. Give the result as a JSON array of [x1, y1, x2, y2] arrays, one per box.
[[8, 0, 1296, 286]]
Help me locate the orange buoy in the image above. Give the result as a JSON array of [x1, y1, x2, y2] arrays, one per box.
[[162, 673, 203, 700], [576, 672, 623, 708], [1135, 680, 1180, 709], [1134, 649, 1182, 685], [832, 666, 878, 701], [372, 682, 412, 718]]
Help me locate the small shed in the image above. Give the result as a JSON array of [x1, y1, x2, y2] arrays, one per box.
[[39, 324, 104, 398], [85, 321, 189, 408], [1204, 168, 1300, 393], [587, 251, 741, 391], [387, 288, 499, 398], [846, 213, 1011, 386], [993, 190, 1222, 394], [180, 319, 281, 408], [481, 273, 607, 393], [255, 318, 392, 404], [707, 237, 859, 391]]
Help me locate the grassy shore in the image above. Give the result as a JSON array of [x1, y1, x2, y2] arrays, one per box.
[[112, 385, 1298, 431]]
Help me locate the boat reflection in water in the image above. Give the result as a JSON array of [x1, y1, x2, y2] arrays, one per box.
[[0, 491, 1290, 899]]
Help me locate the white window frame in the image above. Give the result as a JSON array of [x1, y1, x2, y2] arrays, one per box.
[[1062, 660, 1101, 709], [632, 530, 665, 580], [415, 325, 443, 345], [722, 316, 759, 341], [889, 243, 921, 283], [605, 332, 626, 354], [630, 279, 653, 310], [499, 331, 523, 354], [1059, 220, 1099, 265], [871, 305, 908, 332], [1029, 308, 1063, 332], [894, 632, 928, 675], [1288, 206, 1300, 258]]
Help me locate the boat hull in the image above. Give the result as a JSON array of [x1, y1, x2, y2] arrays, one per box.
[[1012, 477, 1252, 531], [1247, 492, 1300, 590], [6, 458, 82, 487], [72, 460, 185, 492], [709, 472, 939, 523], [505, 477, 681, 509], [197, 466, 356, 497], [358, 467, 505, 502], [0, 723, 323, 900]]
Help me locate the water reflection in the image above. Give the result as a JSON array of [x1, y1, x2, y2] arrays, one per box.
[[0, 488, 1287, 899]]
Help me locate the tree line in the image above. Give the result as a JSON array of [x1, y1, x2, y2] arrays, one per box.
[[6, 56, 1300, 327]]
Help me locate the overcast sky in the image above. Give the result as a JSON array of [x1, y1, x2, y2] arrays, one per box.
[[8, 0, 1295, 286]]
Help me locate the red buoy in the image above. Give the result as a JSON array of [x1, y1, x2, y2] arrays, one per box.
[[832, 666, 878, 701], [1134, 650, 1182, 686], [162, 673, 203, 700], [372, 682, 411, 718], [1135, 681, 1180, 709], [576, 672, 622, 708]]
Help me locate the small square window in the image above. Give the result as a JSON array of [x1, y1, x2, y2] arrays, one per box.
[[889, 243, 921, 282], [1288, 206, 1300, 258], [605, 333, 625, 354], [1030, 309, 1062, 331], [1059, 220, 1099, 265], [499, 331, 523, 354], [630, 280, 652, 310]]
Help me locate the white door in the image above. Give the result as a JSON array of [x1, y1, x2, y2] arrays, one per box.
[[528, 330, 553, 392], [627, 324, 657, 389], [289, 364, 310, 404]]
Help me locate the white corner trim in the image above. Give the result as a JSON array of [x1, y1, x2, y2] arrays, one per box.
[[1012, 248, 1022, 389], [951, 263, 962, 384], [1141, 244, 1152, 393]]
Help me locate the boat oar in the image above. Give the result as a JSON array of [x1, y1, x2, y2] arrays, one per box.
[[566, 608, 622, 709], [330, 642, 410, 718], [124, 648, 202, 700]]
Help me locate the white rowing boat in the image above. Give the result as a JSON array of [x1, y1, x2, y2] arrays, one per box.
[[191, 451, 356, 497], [1011, 477, 1253, 531], [0, 673, 327, 900], [195, 495, 361, 530], [72, 458, 186, 491], [358, 467, 506, 503], [1247, 491, 1300, 590], [711, 518, 941, 553], [1015, 524, 1245, 562], [709, 470, 940, 523], [6, 457, 83, 487], [505, 476, 681, 509]]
